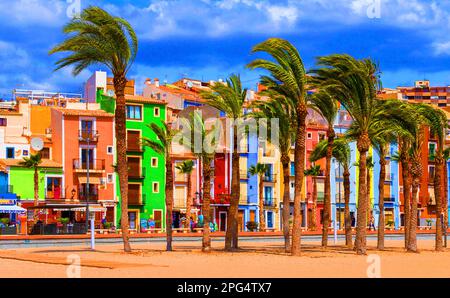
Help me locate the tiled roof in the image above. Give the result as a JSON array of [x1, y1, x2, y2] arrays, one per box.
[[125, 94, 167, 105], [0, 109, 22, 116], [52, 108, 114, 118], [0, 159, 62, 168]]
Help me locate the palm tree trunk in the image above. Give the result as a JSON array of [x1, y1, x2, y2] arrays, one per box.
[[343, 166, 352, 247], [186, 174, 192, 228], [322, 128, 334, 247], [311, 176, 317, 231], [377, 148, 386, 250], [202, 159, 212, 252], [443, 161, 448, 239], [165, 156, 174, 251], [435, 153, 444, 251], [408, 175, 419, 252], [292, 104, 307, 256], [113, 76, 131, 253], [258, 175, 265, 232], [225, 127, 240, 251], [281, 156, 291, 252], [367, 168, 371, 223], [401, 157, 411, 249], [354, 133, 370, 255], [34, 166, 39, 221]]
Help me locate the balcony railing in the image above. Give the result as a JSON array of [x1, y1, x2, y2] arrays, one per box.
[[78, 129, 99, 142], [240, 171, 249, 179], [73, 159, 105, 171], [263, 199, 275, 207], [384, 197, 396, 202], [128, 167, 145, 179], [128, 193, 146, 206], [78, 187, 99, 202], [127, 142, 144, 152], [262, 174, 277, 182]]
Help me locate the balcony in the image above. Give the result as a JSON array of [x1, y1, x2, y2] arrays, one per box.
[[211, 193, 231, 205], [384, 197, 396, 202], [262, 174, 277, 182], [128, 167, 145, 179], [78, 186, 99, 202], [78, 129, 99, 142], [128, 193, 145, 206], [264, 199, 276, 207], [240, 171, 249, 179], [73, 159, 105, 172]]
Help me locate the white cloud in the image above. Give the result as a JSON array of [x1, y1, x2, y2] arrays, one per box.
[[433, 41, 450, 56], [266, 5, 299, 26], [0, 0, 66, 27]]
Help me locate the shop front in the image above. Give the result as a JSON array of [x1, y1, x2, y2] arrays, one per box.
[[0, 198, 26, 235]]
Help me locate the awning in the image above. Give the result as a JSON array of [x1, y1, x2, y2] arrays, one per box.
[[0, 205, 27, 214], [69, 206, 106, 212], [78, 176, 101, 184]]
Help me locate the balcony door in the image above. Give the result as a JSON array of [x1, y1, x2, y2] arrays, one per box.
[[81, 148, 94, 169], [46, 177, 62, 199], [127, 157, 141, 177]]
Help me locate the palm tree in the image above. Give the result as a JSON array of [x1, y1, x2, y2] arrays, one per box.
[[443, 147, 450, 237], [311, 54, 381, 255], [49, 6, 138, 253], [200, 74, 246, 251], [142, 122, 178, 251], [304, 165, 322, 232], [414, 104, 448, 251], [178, 111, 219, 252], [250, 95, 296, 251], [308, 90, 338, 247], [248, 38, 308, 256], [248, 163, 269, 232], [175, 160, 195, 227], [310, 137, 352, 246], [19, 153, 42, 220], [366, 155, 375, 220]]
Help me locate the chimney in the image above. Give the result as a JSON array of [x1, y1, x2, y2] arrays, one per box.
[[145, 78, 152, 86], [154, 78, 160, 88]]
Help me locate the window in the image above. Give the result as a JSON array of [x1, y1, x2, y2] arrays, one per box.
[[152, 182, 159, 193], [41, 147, 50, 159], [107, 173, 114, 184], [429, 143, 437, 159], [319, 133, 326, 141], [107, 146, 113, 155], [127, 130, 141, 151], [0, 118, 6, 126], [290, 162, 295, 176], [23, 150, 29, 156], [6, 147, 14, 159], [307, 132, 312, 139], [126, 105, 142, 120], [154, 107, 160, 117], [151, 157, 158, 168]]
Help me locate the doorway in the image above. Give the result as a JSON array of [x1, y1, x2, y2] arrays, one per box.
[[128, 211, 137, 230], [219, 212, 227, 231]]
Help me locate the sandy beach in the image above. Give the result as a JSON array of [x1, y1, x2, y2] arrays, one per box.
[[0, 237, 449, 278]]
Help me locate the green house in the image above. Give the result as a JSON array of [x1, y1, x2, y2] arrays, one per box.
[[97, 91, 167, 231], [0, 159, 63, 203]]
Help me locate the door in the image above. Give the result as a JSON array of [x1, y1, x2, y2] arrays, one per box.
[[128, 211, 137, 230], [81, 120, 93, 138], [238, 210, 244, 232], [81, 148, 94, 169], [46, 177, 62, 199], [264, 186, 273, 205], [153, 210, 162, 229], [127, 157, 141, 177], [219, 212, 227, 231], [250, 210, 256, 222], [127, 130, 141, 151], [266, 211, 273, 228]]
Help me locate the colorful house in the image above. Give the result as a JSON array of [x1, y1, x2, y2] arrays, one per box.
[[96, 90, 167, 231]]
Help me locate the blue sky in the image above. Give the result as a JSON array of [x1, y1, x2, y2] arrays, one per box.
[[1, 0, 450, 98]]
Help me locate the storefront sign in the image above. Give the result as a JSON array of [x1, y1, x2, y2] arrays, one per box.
[[0, 199, 16, 205]]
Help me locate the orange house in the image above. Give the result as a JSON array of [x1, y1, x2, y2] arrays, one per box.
[[50, 108, 116, 224]]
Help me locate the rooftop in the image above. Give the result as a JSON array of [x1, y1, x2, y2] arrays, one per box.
[[0, 159, 62, 168], [52, 108, 115, 118]]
